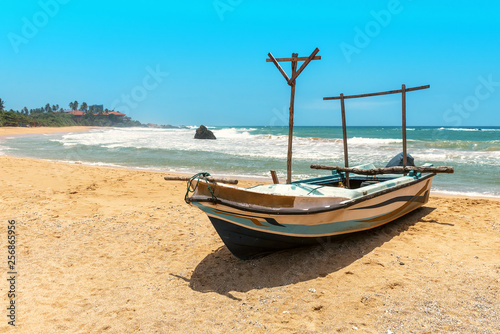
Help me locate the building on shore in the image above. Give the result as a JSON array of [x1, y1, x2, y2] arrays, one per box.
[[63, 110, 126, 119]]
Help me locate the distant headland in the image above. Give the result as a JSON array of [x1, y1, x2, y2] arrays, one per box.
[[0, 98, 186, 129]]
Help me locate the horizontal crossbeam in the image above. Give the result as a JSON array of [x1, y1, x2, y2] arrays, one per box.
[[266, 56, 321, 63], [310, 164, 454, 175], [323, 85, 430, 100]]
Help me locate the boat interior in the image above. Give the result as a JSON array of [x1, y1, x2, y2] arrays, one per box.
[[246, 162, 433, 201]]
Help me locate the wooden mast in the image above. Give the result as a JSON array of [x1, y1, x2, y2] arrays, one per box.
[[267, 48, 321, 184], [340, 94, 350, 188], [287, 54, 298, 185], [402, 84, 407, 174]]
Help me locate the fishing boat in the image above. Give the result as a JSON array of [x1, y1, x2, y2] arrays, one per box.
[[169, 49, 454, 260], [183, 160, 454, 260]]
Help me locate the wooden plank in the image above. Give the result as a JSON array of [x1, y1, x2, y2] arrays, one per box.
[[402, 84, 407, 174], [340, 94, 350, 188], [310, 164, 454, 175], [323, 84, 430, 100], [267, 52, 291, 83], [266, 56, 321, 63], [270, 170, 279, 184], [288, 48, 320, 84], [164, 176, 239, 184]]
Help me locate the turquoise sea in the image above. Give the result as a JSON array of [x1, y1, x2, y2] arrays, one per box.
[[1, 126, 499, 197]]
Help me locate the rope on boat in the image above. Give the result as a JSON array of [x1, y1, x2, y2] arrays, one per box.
[[184, 172, 217, 204]]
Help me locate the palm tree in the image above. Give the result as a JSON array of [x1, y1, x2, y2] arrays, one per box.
[[45, 103, 52, 112], [81, 102, 88, 112], [73, 100, 79, 111], [69, 102, 75, 110], [0, 98, 5, 112]]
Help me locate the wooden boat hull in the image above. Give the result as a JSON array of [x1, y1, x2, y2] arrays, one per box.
[[190, 174, 434, 260]]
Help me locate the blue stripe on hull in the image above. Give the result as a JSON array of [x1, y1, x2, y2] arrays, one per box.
[[351, 193, 427, 210]]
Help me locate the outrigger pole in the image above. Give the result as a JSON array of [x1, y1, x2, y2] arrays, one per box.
[[267, 48, 321, 184], [323, 84, 430, 188]]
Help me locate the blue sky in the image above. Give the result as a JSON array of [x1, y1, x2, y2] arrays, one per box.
[[1, 0, 499, 126]]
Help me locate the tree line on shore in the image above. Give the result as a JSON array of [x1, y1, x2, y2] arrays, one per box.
[[0, 98, 142, 127]]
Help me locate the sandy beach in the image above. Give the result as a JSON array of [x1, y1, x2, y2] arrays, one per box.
[[0, 127, 498, 333]]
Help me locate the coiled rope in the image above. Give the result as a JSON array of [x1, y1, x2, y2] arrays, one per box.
[[184, 172, 217, 204]]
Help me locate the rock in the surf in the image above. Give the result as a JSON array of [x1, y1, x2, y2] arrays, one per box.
[[194, 125, 216, 140]]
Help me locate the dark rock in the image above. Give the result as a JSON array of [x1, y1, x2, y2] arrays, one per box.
[[194, 125, 216, 140]]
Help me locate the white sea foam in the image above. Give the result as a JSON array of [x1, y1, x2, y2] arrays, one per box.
[[213, 128, 254, 139], [438, 127, 498, 132], [432, 189, 500, 198], [348, 137, 402, 145]]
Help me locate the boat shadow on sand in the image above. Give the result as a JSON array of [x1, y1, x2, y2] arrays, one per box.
[[172, 206, 437, 300]]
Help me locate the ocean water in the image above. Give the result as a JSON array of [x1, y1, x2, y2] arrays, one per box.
[[1, 126, 499, 197]]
